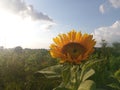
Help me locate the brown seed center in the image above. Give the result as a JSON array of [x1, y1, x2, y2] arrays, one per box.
[[61, 42, 85, 59]]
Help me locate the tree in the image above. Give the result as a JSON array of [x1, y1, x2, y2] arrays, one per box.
[[14, 46, 23, 54]]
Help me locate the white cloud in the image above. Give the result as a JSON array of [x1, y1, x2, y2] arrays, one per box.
[[92, 21, 120, 47], [0, 0, 56, 49], [99, 0, 120, 13], [99, 4, 105, 14], [0, 0, 53, 21], [109, 0, 120, 8]]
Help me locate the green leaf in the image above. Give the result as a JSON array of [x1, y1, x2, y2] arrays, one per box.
[[36, 65, 62, 78], [38, 70, 56, 74], [97, 88, 106, 90], [61, 65, 71, 86], [78, 80, 96, 90], [82, 69, 95, 82], [114, 69, 120, 82], [79, 59, 102, 83], [81, 59, 103, 71], [107, 83, 120, 90], [53, 87, 71, 90]]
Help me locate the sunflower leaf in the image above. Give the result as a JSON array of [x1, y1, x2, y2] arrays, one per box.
[[36, 65, 62, 78], [82, 69, 95, 82], [53, 87, 71, 90], [80, 59, 103, 81], [61, 65, 71, 86], [82, 59, 103, 71], [78, 80, 96, 90]]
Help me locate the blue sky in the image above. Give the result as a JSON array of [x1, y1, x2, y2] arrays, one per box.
[[26, 0, 120, 32], [0, 0, 120, 48]]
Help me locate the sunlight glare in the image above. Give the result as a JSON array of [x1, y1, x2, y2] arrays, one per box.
[[0, 8, 35, 48]]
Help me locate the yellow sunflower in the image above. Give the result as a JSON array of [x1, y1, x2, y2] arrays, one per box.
[[50, 30, 96, 64]]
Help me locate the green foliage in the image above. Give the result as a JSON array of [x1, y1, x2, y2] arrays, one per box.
[[0, 47, 58, 90], [0, 41, 120, 90], [53, 87, 70, 90], [38, 62, 98, 90], [37, 65, 62, 78], [82, 69, 95, 82], [107, 69, 120, 90], [114, 69, 120, 82], [78, 80, 96, 90], [90, 41, 120, 90]]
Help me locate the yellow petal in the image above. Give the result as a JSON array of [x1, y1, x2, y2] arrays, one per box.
[[49, 30, 96, 64]]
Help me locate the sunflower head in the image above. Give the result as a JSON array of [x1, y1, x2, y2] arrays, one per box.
[[50, 30, 96, 64]]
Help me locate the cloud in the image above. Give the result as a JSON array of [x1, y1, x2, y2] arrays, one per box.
[[0, 11, 55, 48], [99, 4, 105, 14], [0, 0, 56, 48], [99, 0, 120, 13], [92, 21, 120, 47], [0, 0, 53, 22], [109, 0, 120, 8]]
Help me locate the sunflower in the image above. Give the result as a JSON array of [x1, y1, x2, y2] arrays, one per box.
[[50, 30, 96, 64]]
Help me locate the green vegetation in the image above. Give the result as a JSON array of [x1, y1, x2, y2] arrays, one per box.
[[0, 42, 120, 90], [0, 47, 59, 90]]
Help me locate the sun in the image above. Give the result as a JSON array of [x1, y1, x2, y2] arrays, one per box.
[[0, 8, 33, 48]]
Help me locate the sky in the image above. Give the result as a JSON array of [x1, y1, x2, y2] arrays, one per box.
[[0, 0, 120, 49]]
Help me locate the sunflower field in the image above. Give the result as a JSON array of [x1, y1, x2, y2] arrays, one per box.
[[0, 31, 120, 90]]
